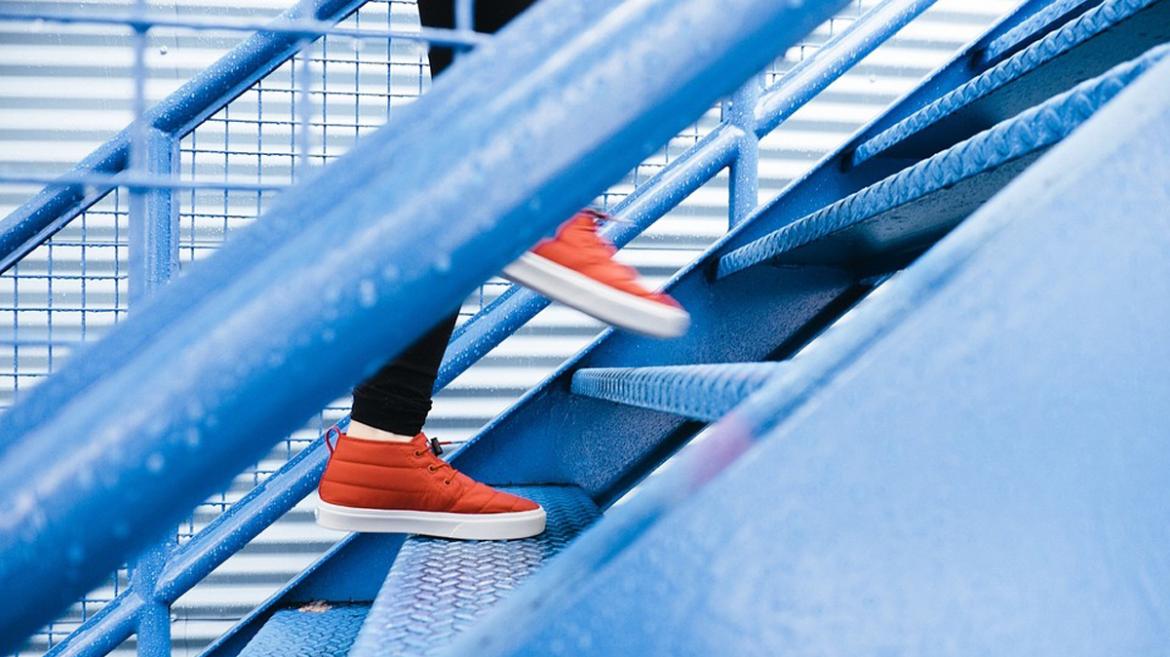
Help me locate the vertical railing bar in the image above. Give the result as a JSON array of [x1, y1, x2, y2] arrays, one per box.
[[297, 39, 314, 177], [727, 75, 761, 227], [455, 0, 472, 63], [126, 3, 179, 655]]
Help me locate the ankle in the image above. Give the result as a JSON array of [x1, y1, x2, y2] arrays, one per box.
[[347, 420, 415, 443]]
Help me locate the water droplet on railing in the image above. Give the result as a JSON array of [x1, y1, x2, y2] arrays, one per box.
[[358, 279, 377, 308], [159, 45, 169, 56], [146, 453, 165, 472]]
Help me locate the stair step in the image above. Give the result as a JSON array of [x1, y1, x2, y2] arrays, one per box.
[[571, 363, 783, 421], [348, 486, 599, 657], [717, 46, 1167, 279], [982, 0, 1101, 63], [236, 603, 369, 657], [852, 0, 1170, 165]]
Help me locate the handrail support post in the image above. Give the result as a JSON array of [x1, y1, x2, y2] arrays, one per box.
[[728, 75, 762, 227], [128, 129, 180, 303]]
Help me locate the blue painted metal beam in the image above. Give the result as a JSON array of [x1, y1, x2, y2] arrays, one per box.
[[717, 46, 1168, 279], [571, 363, 784, 422], [443, 52, 1170, 657], [0, 0, 846, 648], [851, 0, 1170, 166], [0, 0, 367, 275]]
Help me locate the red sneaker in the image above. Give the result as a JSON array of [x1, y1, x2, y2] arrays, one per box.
[[315, 432, 545, 540], [503, 210, 690, 338]]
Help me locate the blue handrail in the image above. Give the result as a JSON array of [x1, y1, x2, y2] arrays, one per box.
[[0, 0, 849, 648]]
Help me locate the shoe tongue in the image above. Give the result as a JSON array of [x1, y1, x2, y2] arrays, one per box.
[[413, 432, 445, 456]]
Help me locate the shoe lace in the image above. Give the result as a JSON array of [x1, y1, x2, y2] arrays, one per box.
[[414, 436, 456, 485], [568, 212, 644, 283]]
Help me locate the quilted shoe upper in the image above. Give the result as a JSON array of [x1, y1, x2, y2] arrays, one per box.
[[318, 433, 540, 514]]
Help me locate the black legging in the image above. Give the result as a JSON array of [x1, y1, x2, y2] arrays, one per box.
[[350, 0, 537, 436]]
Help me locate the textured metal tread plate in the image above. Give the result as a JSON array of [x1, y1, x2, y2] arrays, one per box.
[[349, 485, 600, 657], [717, 46, 1167, 278], [983, 0, 1101, 63], [853, 0, 1170, 164], [571, 362, 784, 422], [236, 603, 369, 657]]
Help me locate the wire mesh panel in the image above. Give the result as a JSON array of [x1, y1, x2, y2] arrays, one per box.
[[0, 0, 1020, 655], [0, 190, 128, 408]]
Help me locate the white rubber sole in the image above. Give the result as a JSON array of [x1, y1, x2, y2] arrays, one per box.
[[315, 501, 547, 540], [503, 252, 690, 338]]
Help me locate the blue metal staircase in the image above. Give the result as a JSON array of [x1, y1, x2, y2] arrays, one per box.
[[2, 0, 1169, 655]]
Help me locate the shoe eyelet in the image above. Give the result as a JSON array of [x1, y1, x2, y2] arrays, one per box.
[[427, 464, 438, 472], [413, 450, 424, 458]]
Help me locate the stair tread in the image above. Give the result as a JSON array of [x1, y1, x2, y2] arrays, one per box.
[[717, 46, 1167, 279], [348, 485, 600, 657], [853, 0, 1170, 165], [571, 362, 784, 422], [236, 603, 369, 657], [982, 0, 1100, 63]]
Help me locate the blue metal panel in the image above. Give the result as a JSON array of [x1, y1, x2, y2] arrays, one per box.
[[852, 0, 1170, 165], [718, 46, 1168, 278], [349, 487, 598, 657], [571, 363, 784, 422], [444, 52, 1170, 657], [235, 605, 368, 657], [0, 0, 847, 648]]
